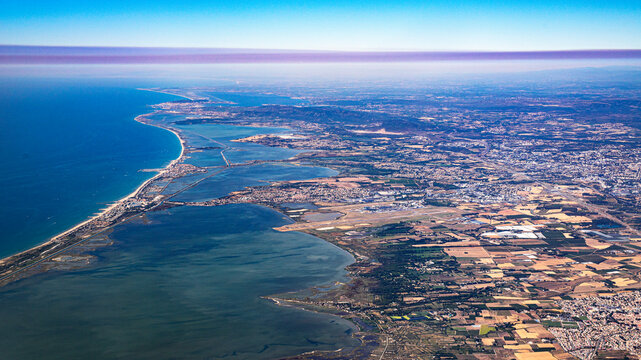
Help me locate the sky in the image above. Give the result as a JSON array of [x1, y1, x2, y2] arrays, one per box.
[[1, 0, 640, 51]]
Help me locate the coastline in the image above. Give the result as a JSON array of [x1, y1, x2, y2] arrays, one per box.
[[0, 93, 372, 358], [0, 101, 310, 284], [0, 107, 186, 282], [52, 116, 185, 243]]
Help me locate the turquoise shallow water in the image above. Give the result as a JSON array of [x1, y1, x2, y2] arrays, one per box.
[[0, 89, 358, 359], [0, 78, 181, 258]]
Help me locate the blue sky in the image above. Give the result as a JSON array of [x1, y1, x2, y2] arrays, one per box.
[[2, 0, 640, 51]]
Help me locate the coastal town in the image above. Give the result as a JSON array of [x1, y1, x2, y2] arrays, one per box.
[[2, 80, 641, 359]]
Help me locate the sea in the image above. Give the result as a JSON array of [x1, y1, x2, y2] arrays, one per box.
[[0, 77, 359, 359]]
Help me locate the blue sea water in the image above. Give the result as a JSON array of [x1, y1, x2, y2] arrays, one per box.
[[0, 78, 182, 258]]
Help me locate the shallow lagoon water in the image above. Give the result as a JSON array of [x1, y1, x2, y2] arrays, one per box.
[[178, 123, 302, 166], [173, 163, 337, 202], [0, 109, 357, 359], [0, 205, 357, 359], [205, 92, 308, 107]]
